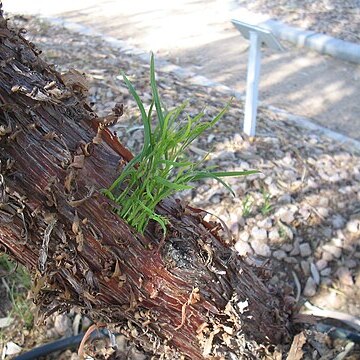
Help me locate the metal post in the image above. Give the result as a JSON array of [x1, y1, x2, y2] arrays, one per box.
[[243, 31, 261, 136]]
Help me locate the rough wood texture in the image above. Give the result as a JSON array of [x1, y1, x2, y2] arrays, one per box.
[[0, 10, 292, 359]]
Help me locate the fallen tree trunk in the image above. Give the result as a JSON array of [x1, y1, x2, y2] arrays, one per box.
[[0, 10, 293, 359]]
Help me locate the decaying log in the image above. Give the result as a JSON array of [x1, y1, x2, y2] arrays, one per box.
[[0, 9, 293, 359]]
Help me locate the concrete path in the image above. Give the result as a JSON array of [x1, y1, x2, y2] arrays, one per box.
[[4, 0, 360, 140]]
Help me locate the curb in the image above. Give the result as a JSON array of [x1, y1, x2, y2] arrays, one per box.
[[261, 20, 360, 64], [231, 7, 360, 64], [38, 16, 360, 152]]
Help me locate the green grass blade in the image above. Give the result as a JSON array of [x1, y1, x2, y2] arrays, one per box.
[[157, 159, 193, 168], [150, 53, 164, 129], [122, 71, 152, 152], [207, 170, 260, 177], [189, 170, 259, 196], [107, 153, 141, 192], [138, 200, 168, 235], [154, 176, 193, 191], [211, 175, 235, 196], [209, 99, 232, 126]]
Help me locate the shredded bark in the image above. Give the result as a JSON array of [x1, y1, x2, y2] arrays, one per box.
[[0, 8, 293, 359]]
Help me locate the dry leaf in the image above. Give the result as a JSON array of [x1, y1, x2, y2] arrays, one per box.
[[61, 68, 88, 93]]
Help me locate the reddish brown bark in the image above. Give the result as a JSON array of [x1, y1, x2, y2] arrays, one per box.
[[0, 11, 292, 359]]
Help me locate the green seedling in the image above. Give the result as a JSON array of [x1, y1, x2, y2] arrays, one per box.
[[241, 194, 254, 217], [104, 54, 257, 235], [260, 189, 273, 216], [278, 225, 288, 240]]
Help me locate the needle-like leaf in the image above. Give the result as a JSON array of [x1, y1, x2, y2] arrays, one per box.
[[105, 55, 257, 235]]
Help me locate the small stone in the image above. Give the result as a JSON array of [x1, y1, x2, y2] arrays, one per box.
[[217, 151, 236, 161], [268, 229, 280, 243], [89, 86, 97, 96], [46, 328, 57, 338], [318, 197, 329, 207], [278, 194, 292, 204], [284, 256, 298, 264], [280, 224, 294, 240], [229, 212, 241, 237], [316, 259, 328, 271], [207, 134, 216, 143], [310, 262, 320, 285], [277, 208, 295, 224], [322, 251, 334, 262], [338, 202, 346, 209], [321, 227, 332, 239], [299, 243, 312, 257], [336, 229, 346, 240], [4, 342, 22, 356], [268, 183, 281, 196], [322, 244, 342, 258], [281, 243, 293, 253], [230, 222, 239, 237], [264, 176, 273, 185], [54, 314, 71, 336], [299, 207, 310, 220], [290, 239, 300, 256], [344, 259, 357, 268], [346, 218, 360, 233], [317, 207, 329, 218], [283, 170, 297, 181], [332, 214, 345, 229], [283, 155, 294, 165], [238, 231, 250, 242], [0, 317, 13, 328], [238, 216, 246, 227], [300, 260, 310, 276], [251, 227, 267, 242], [250, 240, 271, 257], [356, 272, 360, 287], [210, 194, 221, 204], [306, 177, 317, 188], [303, 277, 317, 297], [273, 249, 287, 260], [321, 277, 332, 286], [320, 267, 332, 277], [234, 240, 253, 257], [331, 237, 343, 248], [257, 218, 272, 230], [336, 267, 354, 286]]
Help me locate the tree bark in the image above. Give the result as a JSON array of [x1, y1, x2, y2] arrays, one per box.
[[0, 11, 292, 359]]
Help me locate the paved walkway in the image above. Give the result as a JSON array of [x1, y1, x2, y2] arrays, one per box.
[[5, 0, 360, 140]]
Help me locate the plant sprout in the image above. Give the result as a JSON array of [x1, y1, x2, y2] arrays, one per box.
[[104, 54, 258, 235]]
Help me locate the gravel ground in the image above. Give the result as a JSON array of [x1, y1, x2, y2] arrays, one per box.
[[1, 15, 360, 359], [238, 0, 360, 43]]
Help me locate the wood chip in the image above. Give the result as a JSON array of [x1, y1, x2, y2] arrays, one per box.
[[286, 332, 306, 360]]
